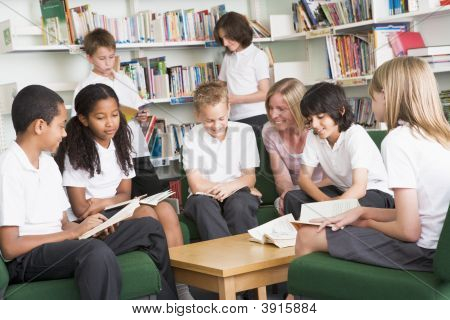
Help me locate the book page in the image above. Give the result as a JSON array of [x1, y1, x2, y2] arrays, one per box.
[[298, 199, 360, 226], [140, 190, 175, 206], [104, 194, 147, 211], [78, 199, 141, 240], [248, 214, 297, 243]]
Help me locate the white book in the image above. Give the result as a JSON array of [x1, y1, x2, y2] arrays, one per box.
[[79, 199, 141, 240], [80, 190, 175, 240], [408, 46, 450, 57], [291, 199, 360, 229], [248, 214, 297, 248]]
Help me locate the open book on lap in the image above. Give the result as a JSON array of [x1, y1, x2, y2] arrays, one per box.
[[79, 190, 175, 239], [290, 199, 360, 230], [248, 214, 297, 248], [79, 198, 141, 240]]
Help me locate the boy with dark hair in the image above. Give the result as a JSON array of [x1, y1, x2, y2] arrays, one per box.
[[284, 82, 394, 219], [0, 85, 177, 299]]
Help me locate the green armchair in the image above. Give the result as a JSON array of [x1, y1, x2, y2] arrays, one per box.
[[0, 222, 190, 300], [288, 206, 450, 299], [287, 130, 450, 299]]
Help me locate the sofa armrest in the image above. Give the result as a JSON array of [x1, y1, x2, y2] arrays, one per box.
[[0, 259, 9, 299]]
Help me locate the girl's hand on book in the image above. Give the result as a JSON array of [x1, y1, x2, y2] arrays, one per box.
[[79, 198, 107, 220], [313, 207, 364, 232]]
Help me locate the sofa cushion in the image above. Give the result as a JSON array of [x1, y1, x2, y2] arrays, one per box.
[[433, 206, 450, 281], [288, 252, 449, 299], [3, 251, 160, 300]]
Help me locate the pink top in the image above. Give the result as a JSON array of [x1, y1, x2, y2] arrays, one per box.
[[262, 122, 322, 185]]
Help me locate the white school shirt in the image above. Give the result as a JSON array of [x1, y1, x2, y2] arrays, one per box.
[[382, 124, 450, 249], [182, 121, 260, 183], [0, 142, 70, 238], [218, 44, 269, 121], [62, 141, 136, 200], [301, 124, 392, 195], [72, 71, 149, 158]]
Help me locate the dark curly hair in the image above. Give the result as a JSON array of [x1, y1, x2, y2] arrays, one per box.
[[55, 84, 133, 178], [213, 12, 253, 54], [300, 82, 354, 132]]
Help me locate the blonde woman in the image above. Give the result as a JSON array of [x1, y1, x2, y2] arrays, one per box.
[[292, 57, 450, 275], [262, 78, 322, 215]]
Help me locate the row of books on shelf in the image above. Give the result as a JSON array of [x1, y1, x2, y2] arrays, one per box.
[[119, 56, 220, 100], [348, 97, 375, 127], [388, 0, 449, 15], [139, 116, 195, 159], [325, 21, 450, 80], [292, 0, 373, 32], [39, 0, 226, 45], [326, 33, 374, 79]]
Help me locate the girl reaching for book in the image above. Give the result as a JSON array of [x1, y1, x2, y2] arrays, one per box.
[[290, 58, 450, 299], [55, 84, 193, 299]]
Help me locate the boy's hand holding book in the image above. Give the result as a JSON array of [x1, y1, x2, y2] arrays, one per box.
[[207, 183, 237, 202]]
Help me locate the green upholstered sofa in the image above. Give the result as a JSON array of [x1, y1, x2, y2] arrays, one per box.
[[287, 206, 450, 299], [287, 130, 450, 299], [0, 223, 190, 300]]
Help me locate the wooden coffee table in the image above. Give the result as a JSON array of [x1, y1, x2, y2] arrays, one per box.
[[169, 233, 296, 300]]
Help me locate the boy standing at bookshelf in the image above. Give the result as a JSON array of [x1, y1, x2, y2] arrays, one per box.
[[0, 85, 177, 299], [182, 81, 260, 240], [72, 28, 158, 197]]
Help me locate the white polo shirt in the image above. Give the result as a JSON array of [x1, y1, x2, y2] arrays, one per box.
[[218, 44, 269, 121], [382, 124, 450, 249], [301, 124, 392, 195], [62, 141, 136, 200], [72, 71, 149, 158], [182, 121, 260, 183], [0, 142, 70, 237]]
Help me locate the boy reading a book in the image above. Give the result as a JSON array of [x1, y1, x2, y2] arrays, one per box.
[[182, 81, 261, 240], [0, 85, 177, 299], [73, 28, 159, 197]]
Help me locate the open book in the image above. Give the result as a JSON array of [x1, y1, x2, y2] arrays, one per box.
[[290, 199, 360, 229], [248, 214, 297, 248], [79, 198, 141, 240], [79, 190, 176, 240]]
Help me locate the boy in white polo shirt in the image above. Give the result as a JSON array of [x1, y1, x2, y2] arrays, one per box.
[[73, 28, 159, 198], [0, 85, 176, 299], [182, 81, 261, 240], [284, 83, 394, 219]]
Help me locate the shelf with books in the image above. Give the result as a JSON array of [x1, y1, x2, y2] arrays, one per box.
[[374, 4, 450, 23]]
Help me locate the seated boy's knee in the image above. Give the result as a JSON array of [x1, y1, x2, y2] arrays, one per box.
[[187, 195, 217, 209], [82, 239, 115, 261], [136, 216, 165, 235]]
